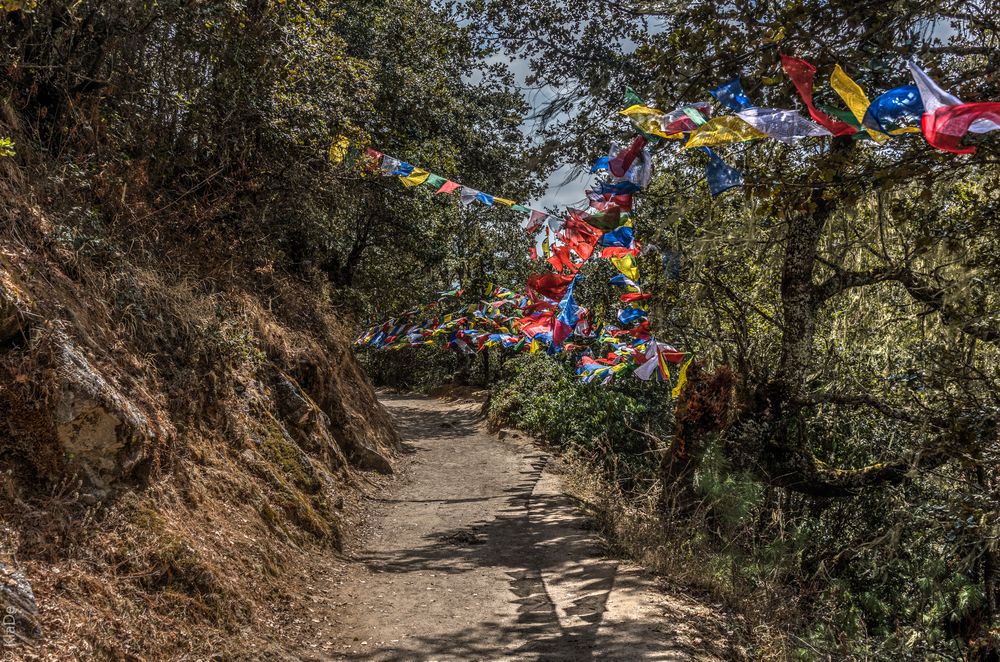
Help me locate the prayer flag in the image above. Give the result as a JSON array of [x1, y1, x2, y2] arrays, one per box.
[[423, 173, 448, 189], [598, 225, 635, 248], [830, 65, 890, 143], [459, 187, 480, 205], [527, 272, 575, 301], [551, 276, 583, 349], [392, 162, 415, 177], [862, 85, 924, 134], [610, 253, 640, 282], [609, 136, 649, 178], [685, 115, 767, 148], [380, 156, 402, 174], [780, 54, 858, 136], [921, 102, 1000, 154], [702, 148, 743, 197], [710, 78, 754, 112], [437, 180, 461, 195], [735, 108, 831, 143], [399, 168, 431, 187], [617, 307, 648, 325], [672, 357, 694, 398]]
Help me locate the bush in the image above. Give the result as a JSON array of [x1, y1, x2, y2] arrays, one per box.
[[488, 352, 673, 484]]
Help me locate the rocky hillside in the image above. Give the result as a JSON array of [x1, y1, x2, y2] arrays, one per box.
[[0, 145, 400, 658]]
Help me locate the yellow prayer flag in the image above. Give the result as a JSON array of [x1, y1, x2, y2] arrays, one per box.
[[829, 65, 890, 144], [672, 357, 694, 398], [684, 116, 767, 148], [493, 197, 517, 207], [328, 135, 350, 165], [399, 168, 431, 187], [620, 104, 665, 118], [610, 254, 639, 282], [529, 338, 541, 353]]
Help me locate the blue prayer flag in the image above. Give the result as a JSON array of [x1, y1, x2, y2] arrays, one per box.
[[392, 162, 415, 176], [596, 180, 642, 195], [599, 226, 635, 248], [617, 307, 648, 325], [710, 78, 754, 112], [701, 148, 743, 197], [862, 85, 924, 134]]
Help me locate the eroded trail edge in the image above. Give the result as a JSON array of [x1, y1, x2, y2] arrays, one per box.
[[310, 393, 726, 661]]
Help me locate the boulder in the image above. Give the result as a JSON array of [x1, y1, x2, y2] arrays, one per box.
[[52, 334, 160, 489], [0, 563, 41, 645]]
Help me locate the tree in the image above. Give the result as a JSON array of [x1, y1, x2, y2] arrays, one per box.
[[469, 0, 1000, 654]]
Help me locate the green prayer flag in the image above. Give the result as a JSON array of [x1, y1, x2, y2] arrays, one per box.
[[511, 204, 531, 213], [625, 86, 644, 107], [424, 173, 448, 189], [682, 106, 709, 126], [818, 105, 863, 129]]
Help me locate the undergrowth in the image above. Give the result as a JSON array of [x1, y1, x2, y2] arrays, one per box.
[[487, 354, 996, 660]]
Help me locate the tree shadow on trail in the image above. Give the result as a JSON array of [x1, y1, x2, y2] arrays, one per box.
[[350, 464, 708, 659], [324, 394, 730, 661]]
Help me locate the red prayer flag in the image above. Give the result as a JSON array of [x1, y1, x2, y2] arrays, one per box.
[[609, 135, 648, 178], [921, 102, 1000, 154], [527, 273, 576, 301], [436, 180, 461, 195], [600, 246, 640, 259], [780, 54, 857, 137]]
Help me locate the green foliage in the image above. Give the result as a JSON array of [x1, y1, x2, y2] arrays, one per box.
[[468, 1, 1000, 657], [0, 137, 13, 157], [489, 353, 671, 481]]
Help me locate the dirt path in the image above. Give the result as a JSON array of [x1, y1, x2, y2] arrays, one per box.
[[299, 394, 728, 661]]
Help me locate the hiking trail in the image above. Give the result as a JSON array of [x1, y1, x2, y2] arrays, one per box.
[[292, 393, 731, 661]]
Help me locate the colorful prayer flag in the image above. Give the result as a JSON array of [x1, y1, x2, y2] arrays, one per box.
[[830, 65, 890, 143], [780, 54, 858, 137]]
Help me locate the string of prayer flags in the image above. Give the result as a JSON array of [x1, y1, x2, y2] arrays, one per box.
[[634, 342, 671, 381]]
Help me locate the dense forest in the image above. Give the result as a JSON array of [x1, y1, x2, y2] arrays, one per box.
[[1, 0, 999, 660]]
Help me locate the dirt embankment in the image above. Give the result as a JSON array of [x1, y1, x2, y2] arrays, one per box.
[[0, 154, 400, 659]]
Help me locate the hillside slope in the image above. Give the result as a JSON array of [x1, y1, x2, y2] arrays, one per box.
[[0, 146, 400, 659]]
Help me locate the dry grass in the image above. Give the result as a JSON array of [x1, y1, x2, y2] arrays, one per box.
[[556, 452, 803, 660], [0, 152, 399, 660]]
